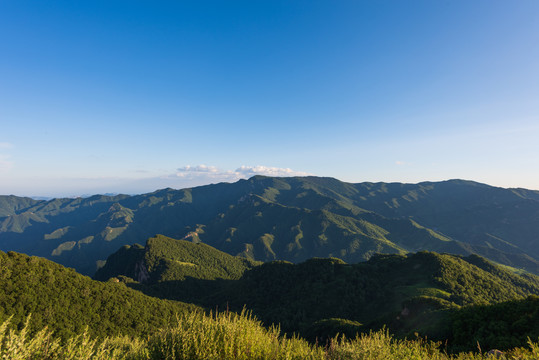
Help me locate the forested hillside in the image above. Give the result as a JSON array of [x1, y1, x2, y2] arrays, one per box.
[[450, 295, 539, 352], [1, 176, 539, 275], [1, 241, 538, 355], [95, 234, 260, 283], [96, 235, 539, 350], [0, 250, 198, 340]]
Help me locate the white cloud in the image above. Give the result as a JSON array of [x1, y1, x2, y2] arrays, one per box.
[[176, 165, 223, 177], [235, 165, 310, 177], [0, 142, 13, 149], [101, 164, 311, 195], [172, 164, 311, 183]]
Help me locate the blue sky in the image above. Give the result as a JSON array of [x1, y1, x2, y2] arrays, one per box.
[[1, 1, 538, 196]]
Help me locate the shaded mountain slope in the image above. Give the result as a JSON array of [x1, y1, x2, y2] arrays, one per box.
[[1, 176, 539, 275], [348, 180, 539, 259], [197, 195, 408, 263], [449, 295, 539, 352], [209, 251, 539, 336]]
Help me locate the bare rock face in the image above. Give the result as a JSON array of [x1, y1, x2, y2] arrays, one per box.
[[134, 259, 150, 283]]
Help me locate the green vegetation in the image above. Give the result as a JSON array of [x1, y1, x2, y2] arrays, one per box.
[[0, 250, 199, 340], [196, 197, 410, 264], [450, 295, 539, 352], [97, 236, 539, 351], [146, 310, 324, 359], [2, 311, 539, 360], [94, 235, 261, 302], [2, 176, 539, 275], [1, 246, 539, 357], [141, 235, 260, 282], [205, 251, 539, 341], [304, 318, 363, 342], [2, 177, 539, 358], [0, 316, 148, 360]]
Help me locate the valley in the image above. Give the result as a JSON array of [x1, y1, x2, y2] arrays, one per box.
[[1, 176, 538, 358]]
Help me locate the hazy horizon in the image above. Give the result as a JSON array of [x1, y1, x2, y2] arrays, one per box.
[[2, 1, 538, 196], [5, 174, 538, 200]]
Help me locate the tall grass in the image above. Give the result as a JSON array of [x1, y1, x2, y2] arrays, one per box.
[[0, 316, 145, 360], [325, 329, 539, 360], [147, 309, 323, 359], [326, 329, 447, 360], [1, 312, 538, 359]]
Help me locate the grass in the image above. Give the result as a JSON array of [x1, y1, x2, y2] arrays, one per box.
[[147, 309, 323, 360], [0, 315, 148, 360], [1, 312, 538, 360]]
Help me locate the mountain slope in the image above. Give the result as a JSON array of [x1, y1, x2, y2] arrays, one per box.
[[0, 250, 199, 340], [449, 295, 539, 351], [96, 236, 539, 347], [95, 235, 261, 302], [1, 176, 539, 275], [95, 234, 261, 283], [209, 251, 539, 336]]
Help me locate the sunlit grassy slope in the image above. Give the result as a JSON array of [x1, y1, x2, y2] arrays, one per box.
[[2, 310, 539, 360], [0, 250, 199, 340]]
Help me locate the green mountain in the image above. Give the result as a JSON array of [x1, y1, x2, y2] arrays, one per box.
[[94, 234, 261, 302], [0, 250, 199, 340], [95, 234, 260, 283], [1, 176, 539, 275], [96, 235, 539, 350]]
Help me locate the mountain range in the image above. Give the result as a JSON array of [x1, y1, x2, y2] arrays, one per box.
[[1, 176, 538, 275]]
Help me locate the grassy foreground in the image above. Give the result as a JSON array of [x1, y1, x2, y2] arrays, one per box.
[[1, 311, 538, 360]]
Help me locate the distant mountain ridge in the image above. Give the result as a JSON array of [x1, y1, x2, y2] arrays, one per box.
[[1, 176, 538, 275]]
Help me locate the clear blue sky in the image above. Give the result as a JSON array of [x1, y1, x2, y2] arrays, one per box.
[[1, 1, 538, 196]]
